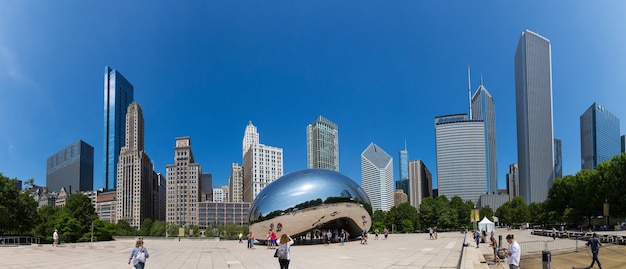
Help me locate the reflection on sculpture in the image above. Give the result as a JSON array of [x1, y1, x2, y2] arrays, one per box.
[[249, 169, 372, 243]]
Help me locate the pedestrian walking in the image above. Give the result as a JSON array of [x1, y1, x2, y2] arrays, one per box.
[[128, 238, 150, 269], [53, 229, 59, 247], [474, 231, 481, 248], [586, 233, 603, 269]]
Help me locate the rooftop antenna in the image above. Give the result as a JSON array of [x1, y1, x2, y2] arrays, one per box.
[[468, 65, 472, 119], [404, 139, 407, 151]]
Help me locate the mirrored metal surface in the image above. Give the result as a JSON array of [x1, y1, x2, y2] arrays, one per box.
[[249, 169, 372, 243]]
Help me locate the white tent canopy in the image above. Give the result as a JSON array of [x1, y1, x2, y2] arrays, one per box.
[[478, 217, 495, 232]]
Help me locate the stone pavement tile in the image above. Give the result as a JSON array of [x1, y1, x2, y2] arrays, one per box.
[[1, 232, 480, 269]]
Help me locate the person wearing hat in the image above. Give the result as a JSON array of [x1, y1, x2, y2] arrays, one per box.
[[53, 229, 59, 247], [586, 233, 603, 269]]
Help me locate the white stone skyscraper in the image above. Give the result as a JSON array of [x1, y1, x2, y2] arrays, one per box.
[[242, 121, 283, 202], [361, 143, 394, 211], [306, 116, 339, 171], [116, 102, 154, 229], [242, 121, 259, 157], [514, 29, 555, 203], [166, 137, 201, 226], [435, 114, 486, 205], [471, 81, 498, 194]]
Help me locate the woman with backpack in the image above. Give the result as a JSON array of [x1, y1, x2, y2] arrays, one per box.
[[128, 238, 149, 269], [277, 234, 294, 269]]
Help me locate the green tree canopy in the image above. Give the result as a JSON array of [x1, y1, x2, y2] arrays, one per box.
[[0, 173, 38, 234]]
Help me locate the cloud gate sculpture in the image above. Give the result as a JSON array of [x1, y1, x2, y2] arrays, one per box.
[[249, 169, 372, 243]]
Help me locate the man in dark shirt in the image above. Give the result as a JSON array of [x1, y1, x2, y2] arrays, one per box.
[[586, 233, 603, 269]]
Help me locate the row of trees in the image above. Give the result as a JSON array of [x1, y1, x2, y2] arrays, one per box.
[[371, 195, 496, 232], [1, 173, 248, 242], [542, 153, 626, 226]]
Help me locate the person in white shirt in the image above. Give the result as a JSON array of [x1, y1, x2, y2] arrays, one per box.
[[503, 234, 520, 269], [52, 229, 59, 247]]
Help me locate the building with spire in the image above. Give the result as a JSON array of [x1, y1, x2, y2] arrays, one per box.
[[166, 137, 201, 226], [242, 121, 283, 202], [104, 66, 134, 190], [471, 79, 498, 194], [116, 103, 154, 229], [361, 143, 394, 211], [306, 116, 339, 171], [396, 143, 409, 200]]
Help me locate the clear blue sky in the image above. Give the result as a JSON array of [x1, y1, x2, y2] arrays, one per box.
[[2, 1, 626, 192]]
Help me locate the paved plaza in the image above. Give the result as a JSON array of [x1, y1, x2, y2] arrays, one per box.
[[1, 228, 625, 269]]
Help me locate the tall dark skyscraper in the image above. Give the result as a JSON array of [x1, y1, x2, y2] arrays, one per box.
[[104, 66, 134, 190], [514, 30, 555, 203], [46, 140, 94, 193]]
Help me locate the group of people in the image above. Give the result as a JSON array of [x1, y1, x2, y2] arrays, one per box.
[[266, 230, 278, 249], [474, 231, 519, 268], [476, 230, 605, 269]]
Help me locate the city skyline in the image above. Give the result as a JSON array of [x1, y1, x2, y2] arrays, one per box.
[[2, 2, 626, 195]]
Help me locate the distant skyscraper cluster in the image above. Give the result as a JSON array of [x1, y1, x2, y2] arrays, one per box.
[[38, 27, 626, 231]]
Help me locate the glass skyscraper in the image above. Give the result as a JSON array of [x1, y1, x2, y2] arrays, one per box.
[[104, 66, 134, 190], [471, 82, 498, 194], [307, 116, 339, 171], [514, 29, 555, 204], [580, 102, 620, 170], [434, 114, 486, 206], [397, 146, 409, 200]]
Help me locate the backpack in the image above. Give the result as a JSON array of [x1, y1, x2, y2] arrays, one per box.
[[277, 243, 289, 259]]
